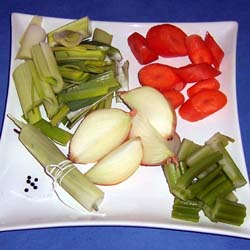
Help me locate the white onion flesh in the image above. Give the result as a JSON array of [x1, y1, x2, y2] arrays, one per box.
[[120, 86, 176, 138], [129, 112, 174, 165], [85, 137, 143, 185], [69, 108, 132, 164]]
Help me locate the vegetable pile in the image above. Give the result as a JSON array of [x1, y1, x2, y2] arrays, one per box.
[[128, 23, 227, 121], [8, 16, 248, 227]]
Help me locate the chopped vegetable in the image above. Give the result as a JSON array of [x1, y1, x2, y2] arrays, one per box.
[[47, 16, 91, 47], [127, 32, 158, 64], [146, 24, 187, 57], [175, 63, 221, 83], [162, 89, 185, 109], [53, 30, 84, 48], [204, 32, 224, 70], [16, 16, 46, 59], [185, 34, 213, 65], [162, 133, 247, 226], [187, 78, 220, 97], [179, 89, 227, 121], [93, 28, 113, 45], [138, 63, 184, 92]]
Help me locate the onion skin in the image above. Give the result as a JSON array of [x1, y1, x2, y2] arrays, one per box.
[[69, 108, 132, 164]]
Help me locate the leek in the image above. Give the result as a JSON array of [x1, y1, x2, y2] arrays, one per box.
[[47, 16, 91, 47], [8, 115, 104, 212], [93, 28, 113, 45]]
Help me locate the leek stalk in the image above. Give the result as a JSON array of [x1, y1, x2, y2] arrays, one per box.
[[8, 115, 104, 212]]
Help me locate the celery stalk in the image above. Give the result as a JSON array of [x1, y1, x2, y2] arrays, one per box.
[[93, 28, 113, 45], [211, 198, 246, 226], [206, 132, 247, 188]]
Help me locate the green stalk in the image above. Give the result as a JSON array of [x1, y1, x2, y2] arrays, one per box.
[[206, 133, 247, 188], [47, 16, 91, 47], [12, 61, 42, 119], [93, 28, 113, 45], [175, 151, 223, 190], [50, 104, 70, 127], [8, 115, 104, 211], [211, 198, 246, 226], [177, 138, 201, 161], [34, 118, 72, 146], [172, 198, 202, 223]]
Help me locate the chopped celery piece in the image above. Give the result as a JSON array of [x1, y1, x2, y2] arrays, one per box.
[[50, 104, 70, 127], [211, 198, 246, 226], [34, 118, 72, 146], [176, 151, 223, 190], [162, 162, 181, 192], [206, 132, 247, 188], [177, 138, 201, 161], [93, 28, 113, 45], [186, 165, 222, 200], [12, 61, 43, 119], [47, 16, 91, 47], [172, 198, 202, 223]]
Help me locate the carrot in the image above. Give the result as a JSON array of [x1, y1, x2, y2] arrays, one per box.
[[163, 90, 185, 109], [185, 34, 213, 65], [175, 63, 221, 83], [204, 32, 224, 70], [187, 78, 220, 97], [138, 63, 184, 92], [178, 89, 227, 122]]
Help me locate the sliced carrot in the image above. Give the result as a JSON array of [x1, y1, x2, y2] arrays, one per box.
[[187, 78, 220, 97], [175, 63, 221, 83], [178, 89, 227, 122], [146, 24, 187, 57], [138, 63, 184, 92], [204, 32, 224, 70], [185, 34, 213, 64], [128, 32, 158, 65], [163, 90, 185, 109]]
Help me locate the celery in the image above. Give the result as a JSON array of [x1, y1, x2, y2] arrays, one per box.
[[172, 198, 202, 223], [211, 198, 246, 226], [206, 133, 247, 188], [9, 115, 104, 212], [53, 30, 84, 48], [26, 107, 42, 124], [58, 66, 90, 82], [177, 138, 201, 161]]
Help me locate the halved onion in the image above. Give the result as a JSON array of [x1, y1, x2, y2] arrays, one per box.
[[69, 108, 132, 163], [120, 86, 176, 138], [85, 137, 143, 185]]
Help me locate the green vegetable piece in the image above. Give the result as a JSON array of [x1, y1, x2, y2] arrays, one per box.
[[93, 28, 113, 45], [47, 16, 91, 47]]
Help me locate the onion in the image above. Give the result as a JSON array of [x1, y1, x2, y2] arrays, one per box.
[[69, 108, 132, 163], [85, 138, 143, 185], [120, 86, 176, 138], [129, 112, 175, 166]]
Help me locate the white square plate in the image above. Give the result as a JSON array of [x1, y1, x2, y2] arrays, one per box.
[[0, 12, 249, 238]]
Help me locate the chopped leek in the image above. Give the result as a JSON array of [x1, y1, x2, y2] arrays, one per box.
[[93, 28, 113, 45], [47, 16, 91, 47]]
